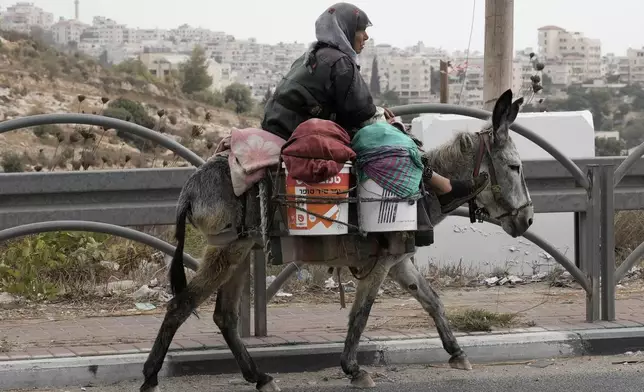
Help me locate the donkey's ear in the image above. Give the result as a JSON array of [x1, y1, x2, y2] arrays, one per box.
[[491, 89, 513, 132], [507, 96, 524, 124]]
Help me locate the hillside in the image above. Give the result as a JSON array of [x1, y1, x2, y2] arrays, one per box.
[[0, 30, 260, 172]]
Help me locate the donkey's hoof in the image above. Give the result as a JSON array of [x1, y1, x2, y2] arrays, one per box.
[[350, 370, 376, 388], [140, 386, 160, 392], [449, 354, 473, 370], [258, 379, 281, 392]]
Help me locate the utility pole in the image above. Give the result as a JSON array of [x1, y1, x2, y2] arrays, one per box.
[[483, 0, 514, 110], [440, 60, 449, 104]]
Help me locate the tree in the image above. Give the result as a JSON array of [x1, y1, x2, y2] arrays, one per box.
[[379, 89, 401, 107], [99, 50, 109, 66], [620, 119, 644, 148], [180, 45, 213, 94], [224, 83, 254, 114], [595, 137, 626, 156], [546, 88, 611, 130], [369, 56, 381, 96]]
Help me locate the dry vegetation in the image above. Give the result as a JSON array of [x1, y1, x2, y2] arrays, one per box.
[[0, 30, 260, 173]]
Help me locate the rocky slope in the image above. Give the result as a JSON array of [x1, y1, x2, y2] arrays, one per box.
[[0, 31, 260, 172]]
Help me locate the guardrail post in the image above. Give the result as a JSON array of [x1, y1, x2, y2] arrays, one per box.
[[239, 255, 251, 338], [574, 212, 581, 269], [600, 164, 616, 321], [586, 165, 601, 322], [253, 250, 268, 337]]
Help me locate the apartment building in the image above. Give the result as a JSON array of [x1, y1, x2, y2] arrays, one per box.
[[80, 16, 126, 46], [626, 48, 644, 84], [538, 25, 602, 83], [170, 24, 225, 43], [386, 56, 432, 104], [50, 17, 88, 46], [602, 53, 631, 83], [0, 2, 53, 34]]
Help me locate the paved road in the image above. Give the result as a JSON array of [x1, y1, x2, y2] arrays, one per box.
[[8, 354, 644, 391]]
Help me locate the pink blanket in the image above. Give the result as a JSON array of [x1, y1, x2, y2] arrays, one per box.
[[214, 128, 286, 196]]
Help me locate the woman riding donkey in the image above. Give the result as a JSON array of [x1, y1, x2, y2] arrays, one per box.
[[262, 2, 489, 215]]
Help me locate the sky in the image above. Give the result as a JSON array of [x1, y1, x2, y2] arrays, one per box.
[[3, 0, 643, 55]]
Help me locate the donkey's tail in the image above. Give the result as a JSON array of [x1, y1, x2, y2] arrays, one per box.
[[169, 196, 191, 296]]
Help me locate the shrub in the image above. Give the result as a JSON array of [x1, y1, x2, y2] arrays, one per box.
[[107, 98, 156, 152], [191, 90, 224, 107], [107, 98, 155, 128], [0, 232, 110, 299], [1, 151, 25, 172], [32, 124, 63, 139]]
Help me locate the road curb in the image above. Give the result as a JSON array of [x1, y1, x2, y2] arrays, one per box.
[[1, 328, 643, 390]]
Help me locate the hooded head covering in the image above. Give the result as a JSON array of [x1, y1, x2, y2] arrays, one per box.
[[309, 3, 372, 62]]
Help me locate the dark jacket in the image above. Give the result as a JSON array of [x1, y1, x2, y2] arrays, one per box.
[[262, 44, 376, 141]]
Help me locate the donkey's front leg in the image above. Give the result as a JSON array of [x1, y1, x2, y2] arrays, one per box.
[[388, 257, 472, 370], [340, 260, 391, 388]]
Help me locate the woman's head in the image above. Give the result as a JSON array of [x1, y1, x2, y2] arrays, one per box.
[[314, 2, 372, 58]]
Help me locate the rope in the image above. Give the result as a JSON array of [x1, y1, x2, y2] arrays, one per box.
[[258, 178, 273, 265]]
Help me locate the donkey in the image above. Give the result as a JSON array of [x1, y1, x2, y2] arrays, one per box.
[[139, 89, 533, 392]]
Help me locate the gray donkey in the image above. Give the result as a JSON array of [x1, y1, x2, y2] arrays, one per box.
[[140, 89, 533, 391]]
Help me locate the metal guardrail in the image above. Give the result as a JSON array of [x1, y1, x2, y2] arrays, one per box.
[[0, 158, 634, 226], [3, 157, 642, 229]]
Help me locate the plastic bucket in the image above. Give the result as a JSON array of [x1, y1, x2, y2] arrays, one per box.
[[284, 162, 351, 236], [358, 178, 417, 232]]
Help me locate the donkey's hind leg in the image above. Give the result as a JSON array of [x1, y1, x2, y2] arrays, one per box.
[[213, 250, 280, 392], [388, 257, 472, 370], [340, 260, 391, 388], [140, 240, 252, 392]]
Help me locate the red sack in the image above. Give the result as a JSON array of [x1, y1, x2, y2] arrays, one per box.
[[281, 118, 355, 183]]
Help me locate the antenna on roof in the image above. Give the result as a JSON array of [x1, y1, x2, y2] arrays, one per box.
[[74, 0, 79, 20]]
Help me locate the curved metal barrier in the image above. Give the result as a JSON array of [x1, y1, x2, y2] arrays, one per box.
[[0, 220, 200, 271], [614, 146, 644, 285], [0, 113, 205, 167]]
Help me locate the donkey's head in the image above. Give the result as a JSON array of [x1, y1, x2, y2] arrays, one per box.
[[471, 89, 533, 237]]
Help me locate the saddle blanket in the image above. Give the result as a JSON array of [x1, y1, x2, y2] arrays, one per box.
[[214, 127, 286, 196]]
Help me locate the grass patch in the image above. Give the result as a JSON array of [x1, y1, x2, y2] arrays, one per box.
[[447, 308, 519, 332]]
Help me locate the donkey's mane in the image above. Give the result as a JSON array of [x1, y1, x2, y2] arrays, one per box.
[[423, 131, 479, 175]]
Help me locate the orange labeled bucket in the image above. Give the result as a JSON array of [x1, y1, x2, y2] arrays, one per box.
[[284, 163, 351, 236]]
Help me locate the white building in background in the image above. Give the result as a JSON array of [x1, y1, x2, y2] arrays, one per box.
[[602, 53, 631, 83], [538, 25, 602, 83], [170, 24, 225, 43], [80, 16, 126, 46], [124, 28, 169, 43], [387, 56, 432, 104], [50, 17, 88, 45], [626, 47, 644, 84], [0, 2, 54, 33]]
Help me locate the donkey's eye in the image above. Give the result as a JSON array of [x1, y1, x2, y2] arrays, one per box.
[[508, 164, 521, 173]]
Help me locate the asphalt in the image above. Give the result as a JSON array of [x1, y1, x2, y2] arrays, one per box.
[[5, 328, 644, 390], [8, 354, 644, 392]]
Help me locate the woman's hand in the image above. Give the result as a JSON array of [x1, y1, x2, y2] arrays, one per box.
[[383, 107, 395, 122]]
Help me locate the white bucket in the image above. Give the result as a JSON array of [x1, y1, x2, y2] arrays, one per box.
[[358, 178, 417, 232], [284, 162, 351, 236]]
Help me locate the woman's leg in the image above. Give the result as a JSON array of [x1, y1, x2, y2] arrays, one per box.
[[426, 170, 489, 214]]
